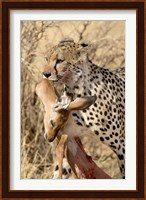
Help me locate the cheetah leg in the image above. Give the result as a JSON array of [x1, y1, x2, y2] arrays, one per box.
[[55, 134, 68, 179]]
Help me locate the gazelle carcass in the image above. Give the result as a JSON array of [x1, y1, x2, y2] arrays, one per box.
[[36, 78, 111, 179]]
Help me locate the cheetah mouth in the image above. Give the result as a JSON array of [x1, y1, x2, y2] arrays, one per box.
[[43, 72, 72, 84], [51, 74, 64, 82], [54, 76, 63, 82], [53, 75, 70, 83], [43, 71, 63, 82]]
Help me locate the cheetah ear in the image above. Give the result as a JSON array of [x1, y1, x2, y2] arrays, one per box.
[[67, 95, 97, 111], [81, 43, 88, 48], [59, 38, 74, 44], [78, 42, 90, 60]]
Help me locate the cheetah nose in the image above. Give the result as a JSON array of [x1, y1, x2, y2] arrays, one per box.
[[43, 71, 51, 78]]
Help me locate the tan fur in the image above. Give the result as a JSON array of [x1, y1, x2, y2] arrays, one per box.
[[36, 78, 96, 178]]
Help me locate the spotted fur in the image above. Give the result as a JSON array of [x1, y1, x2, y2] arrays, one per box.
[[44, 38, 125, 178]]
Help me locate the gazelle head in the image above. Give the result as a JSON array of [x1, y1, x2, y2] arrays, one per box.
[[36, 78, 97, 142]]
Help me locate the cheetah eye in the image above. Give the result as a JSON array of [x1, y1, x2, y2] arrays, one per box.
[[56, 59, 64, 64]]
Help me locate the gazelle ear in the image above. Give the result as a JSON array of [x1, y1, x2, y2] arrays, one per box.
[[54, 85, 73, 112], [54, 102, 69, 112], [67, 95, 97, 111]]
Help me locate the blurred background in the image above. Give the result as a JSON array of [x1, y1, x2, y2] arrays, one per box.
[[21, 21, 125, 179]]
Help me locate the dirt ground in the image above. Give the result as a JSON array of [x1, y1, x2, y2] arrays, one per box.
[[21, 21, 125, 179]]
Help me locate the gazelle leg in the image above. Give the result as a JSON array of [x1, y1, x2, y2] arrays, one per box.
[[65, 146, 78, 178], [55, 134, 68, 179]]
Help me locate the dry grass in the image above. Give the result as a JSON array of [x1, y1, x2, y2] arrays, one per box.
[[21, 21, 125, 179]]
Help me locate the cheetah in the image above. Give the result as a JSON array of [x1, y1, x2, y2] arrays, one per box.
[[43, 38, 125, 178]]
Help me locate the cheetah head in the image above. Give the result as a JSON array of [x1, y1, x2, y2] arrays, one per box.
[[43, 38, 89, 86]]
